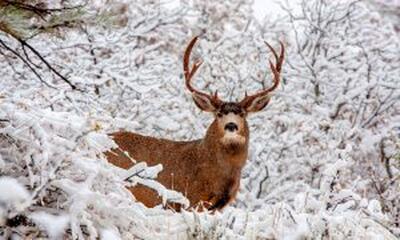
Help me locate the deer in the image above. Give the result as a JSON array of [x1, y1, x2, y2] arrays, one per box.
[[105, 36, 284, 211]]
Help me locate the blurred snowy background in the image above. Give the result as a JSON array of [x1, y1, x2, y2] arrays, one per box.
[[0, 0, 399, 239]]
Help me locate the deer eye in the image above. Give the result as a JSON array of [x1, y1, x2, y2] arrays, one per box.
[[217, 113, 223, 118]]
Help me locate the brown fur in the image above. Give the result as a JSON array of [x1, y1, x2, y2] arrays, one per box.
[[105, 37, 284, 211], [105, 118, 249, 211]]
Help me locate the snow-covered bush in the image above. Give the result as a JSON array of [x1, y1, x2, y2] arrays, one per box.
[[238, 0, 400, 230], [0, 0, 399, 238]]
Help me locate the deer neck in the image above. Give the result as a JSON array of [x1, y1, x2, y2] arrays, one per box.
[[201, 120, 249, 168]]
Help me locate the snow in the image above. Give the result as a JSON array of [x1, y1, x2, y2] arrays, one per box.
[[100, 228, 122, 240], [0, 0, 399, 239], [252, 0, 302, 21], [29, 212, 70, 240], [0, 177, 30, 224]]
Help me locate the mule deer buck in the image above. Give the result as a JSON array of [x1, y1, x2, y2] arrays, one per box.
[[106, 36, 284, 211]]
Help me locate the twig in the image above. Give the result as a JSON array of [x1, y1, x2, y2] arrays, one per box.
[[380, 138, 393, 180], [17, 38, 79, 90], [124, 169, 145, 181], [21, 44, 42, 69], [0, 38, 54, 88], [2, 0, 85, 15]]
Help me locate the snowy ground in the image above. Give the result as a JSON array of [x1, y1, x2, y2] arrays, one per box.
[[0, 0, 399, 239]]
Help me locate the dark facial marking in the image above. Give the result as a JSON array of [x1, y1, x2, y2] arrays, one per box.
[[218, 102, 244, 115]]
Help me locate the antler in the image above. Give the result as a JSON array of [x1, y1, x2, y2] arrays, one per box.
[[240, 41, 285, 108], [183, 36, 221, 107]]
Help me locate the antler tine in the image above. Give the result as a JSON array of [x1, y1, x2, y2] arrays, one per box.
[[264, 41, 285, 92], [183, 36, 221, 104], [240, 41, 285, 106], [264, 41, 279, 63], [184, 36, 201, 92]]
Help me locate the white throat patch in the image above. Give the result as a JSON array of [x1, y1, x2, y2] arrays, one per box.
[[221, 131, 246, 146]]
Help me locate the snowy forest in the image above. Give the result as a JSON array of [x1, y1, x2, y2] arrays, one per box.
[[0, 0, 399, 239]]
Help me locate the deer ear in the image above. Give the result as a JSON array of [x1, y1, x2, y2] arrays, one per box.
[[244, 95, 271, 113], [192, 93, 216, 112]]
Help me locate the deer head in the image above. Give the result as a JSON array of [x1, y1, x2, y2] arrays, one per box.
[[183, 36, 285, 150], [106, 37, 285, 210]]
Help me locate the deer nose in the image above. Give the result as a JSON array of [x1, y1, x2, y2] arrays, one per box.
[[225, 122, 238, 132]]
